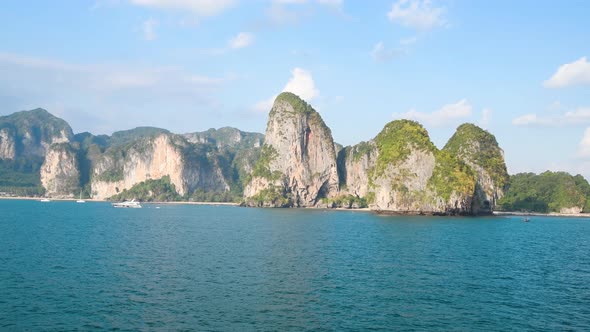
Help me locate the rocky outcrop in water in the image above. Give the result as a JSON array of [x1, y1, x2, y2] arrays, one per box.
[[0, 101, 512, 211], [338, 120, 476, 215], [443, 123, 509, 214], [244, 92, 339, 207]]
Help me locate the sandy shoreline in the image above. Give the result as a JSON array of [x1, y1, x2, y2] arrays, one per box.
[[493, 211, 590, 218], [0, 196, 239, 206], [2, 196, 589, 217]]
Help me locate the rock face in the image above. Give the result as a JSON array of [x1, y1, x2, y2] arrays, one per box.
[[40, 143, 80, 197], [90, 134, 230, 199], [339, 120, 476, 215], [0, 108, 76, 196], [0, 108, 72, 160], [0, 105, 512, 210], [0, 127, 16, 160], [244, 92, 339, 207], [443, 123, 509, 214]]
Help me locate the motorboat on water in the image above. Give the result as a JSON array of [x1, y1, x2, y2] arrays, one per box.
[[76, 192, 86, 203], [112, 199, 142, 208], [40, 198, 51, 202]]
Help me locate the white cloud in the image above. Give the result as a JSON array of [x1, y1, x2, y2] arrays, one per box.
[[283, 68, 319, 100], [387, 0, 446, 31], [228, 32, 254, 49], [393, 99, 472, 127], [578, 128, 590, 158], [544, 56, 590, 88], [371, 41, 403, 62], [512, 107, 590, 127], [253, 67, 319, 113], [141, 18, 158, 41], [129, 0, 237, 16], [512, 114, 541, 126]]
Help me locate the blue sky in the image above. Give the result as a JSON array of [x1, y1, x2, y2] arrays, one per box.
[[0, 0, 589, 178]]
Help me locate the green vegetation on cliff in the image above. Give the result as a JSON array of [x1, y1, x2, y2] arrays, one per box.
[[444, 123, 509, 189], [248, 145, 282, 181], [373, 120, 436, 177], [428, 150, 476, 201], [273, 92, 315, 115], [498, 171, 590, 213], [109, 176, 181, 202]]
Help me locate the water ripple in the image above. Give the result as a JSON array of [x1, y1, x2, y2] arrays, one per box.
[[0, 201, 589, 330]]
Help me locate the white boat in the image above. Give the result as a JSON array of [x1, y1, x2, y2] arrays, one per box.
[[40, 198, 51, 202], [76, 192, 86, 203], [112, 199, 142, 208]]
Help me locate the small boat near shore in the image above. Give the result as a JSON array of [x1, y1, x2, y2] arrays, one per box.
[[40, 198, 51, 202], [112, 199, 142, 208]]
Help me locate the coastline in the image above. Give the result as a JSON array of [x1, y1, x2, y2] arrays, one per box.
[[493, 211, 590, 218], [0, 196, 240, 206], [2, 196, 589, 217]]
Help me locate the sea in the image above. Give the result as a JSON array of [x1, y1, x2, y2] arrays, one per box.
[[1, 199, 589, 331]]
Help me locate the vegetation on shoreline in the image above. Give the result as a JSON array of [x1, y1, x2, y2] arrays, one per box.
[[498, 171, 590, 213], [109, 176, 181, 202]]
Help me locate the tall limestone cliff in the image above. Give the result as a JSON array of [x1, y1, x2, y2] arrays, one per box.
[[40, 143, 80, 197], [89, 133, 230, 199], [339, 120, 476, 215], [0, 108, 75, 195], [244, 92, 339, 207], [443, 123, 509, 213], [0, 108, 72, 160]]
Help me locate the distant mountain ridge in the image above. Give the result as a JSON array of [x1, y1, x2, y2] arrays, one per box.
[[1, 98, 589, 215]]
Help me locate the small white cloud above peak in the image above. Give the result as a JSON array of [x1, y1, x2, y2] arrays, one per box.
[[387, 0, 446, 31], [544, 56, 590, 88], [130, 0, 237, 16], [229, 32, 255, 49], [141, 18, 158, 41], [253, 67, 319, 113], [393, 99, 472, 127], [282, 68, 319, 101]]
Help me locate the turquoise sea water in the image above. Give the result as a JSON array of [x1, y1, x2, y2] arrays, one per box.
[[1, 200, 589, 331]]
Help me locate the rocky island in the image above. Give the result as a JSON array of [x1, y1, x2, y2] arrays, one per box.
[[1, 93, 589, 215]]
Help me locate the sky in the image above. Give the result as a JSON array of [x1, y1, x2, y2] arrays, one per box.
[[0, 0, 589, 178]]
